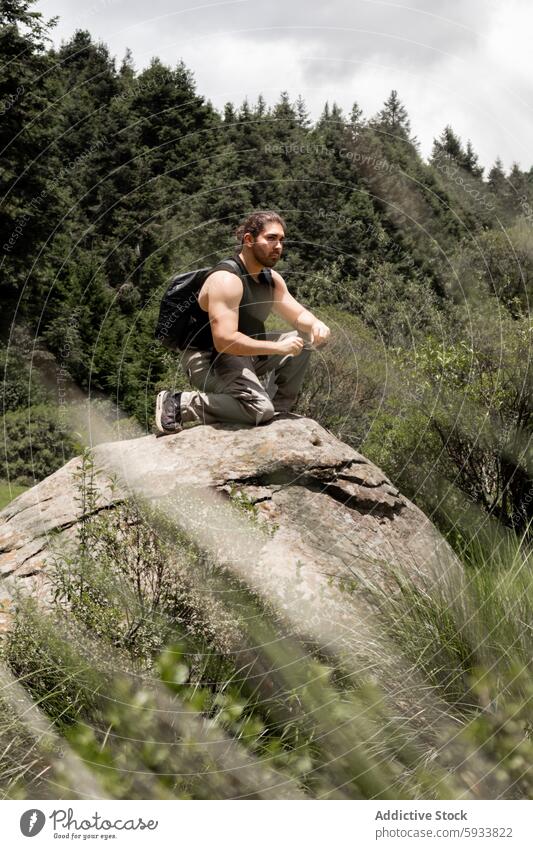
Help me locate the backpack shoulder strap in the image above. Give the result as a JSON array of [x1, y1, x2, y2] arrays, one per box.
[[214, 256, 274, 287], [212, 256, 244, 278]]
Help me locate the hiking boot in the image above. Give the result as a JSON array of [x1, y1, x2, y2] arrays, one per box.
[[155, 390, 183, 436]]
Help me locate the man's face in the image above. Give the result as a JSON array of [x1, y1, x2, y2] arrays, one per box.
[[245, 223, 285, 267]]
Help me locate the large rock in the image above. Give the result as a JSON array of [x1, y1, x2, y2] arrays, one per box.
[[0, 417, 459, 652]]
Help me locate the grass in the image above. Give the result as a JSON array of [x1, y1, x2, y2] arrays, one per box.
[[0, 480, 28, 511], [1, 451, 533, 799]]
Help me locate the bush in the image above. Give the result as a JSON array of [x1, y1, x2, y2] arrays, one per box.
[[0, 330, 49, 414], [1, 403, 80, 485], [363, 297, 533, 535], [288, 306, 389, 449]]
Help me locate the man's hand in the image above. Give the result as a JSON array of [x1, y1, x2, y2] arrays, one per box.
[[310, 320, 330, 348], [271, 272, 331, 349], [276, 335, 304, 357]]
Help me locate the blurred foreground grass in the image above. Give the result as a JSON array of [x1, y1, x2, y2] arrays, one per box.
[[1, 451, 532, 800]]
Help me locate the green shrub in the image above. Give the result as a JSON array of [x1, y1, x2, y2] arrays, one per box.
[[288, 306, 388, 448], [1, 403, 80, 485], [0, 333, 49, 415]]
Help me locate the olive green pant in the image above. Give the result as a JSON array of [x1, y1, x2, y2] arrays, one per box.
[[179, 331, 312, 426]]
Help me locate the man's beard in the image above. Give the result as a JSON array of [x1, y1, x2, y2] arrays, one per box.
[[251, 244, 281, 268], [260, 254, 279, 268]]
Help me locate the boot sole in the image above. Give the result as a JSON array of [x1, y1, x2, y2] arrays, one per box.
[[154, 390, 182, 436], [155, 390, 168, 434]]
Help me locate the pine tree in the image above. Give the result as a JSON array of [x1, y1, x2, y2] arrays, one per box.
[[191, 144, 253, 258], [239, 98, 252, 121], [313, 101, 350, 174], [271, 91, 299, 139], [316, 101, 330, 129], [0, 0, 68, 317], [431, 125, 464, 164], [349, 102, 364, 133], [509, 162, 526, 195], [330, 102, 344, 125], [488, 157, 506, 193], [295, 94, 310, 128], [52, 30, 119, 160], [119, 48, 135, 82], [464, 140, 483, 178], [374, 90, 411, 138], [223, 102, 237, 124], [0, 0, 54, 38], [130, 59, 218, 195], [219, 97, 277, 210], [271, 91, 299, 147], [84, 88, 174, 298], [253, 94, 268, 118]]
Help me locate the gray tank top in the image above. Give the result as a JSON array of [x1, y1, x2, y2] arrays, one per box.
[[213, 255, 274, 343]]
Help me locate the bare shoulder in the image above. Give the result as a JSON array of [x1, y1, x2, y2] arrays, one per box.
[[198, 269, 243, 311], [270, 268, 285, 284], [206, 269, 242, 294], [270, 268, 288, 295]]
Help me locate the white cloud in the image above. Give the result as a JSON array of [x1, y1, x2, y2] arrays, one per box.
[[36, 0, 533, 170]]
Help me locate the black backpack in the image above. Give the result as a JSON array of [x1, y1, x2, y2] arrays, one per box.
[[154, 257, 242, 352]]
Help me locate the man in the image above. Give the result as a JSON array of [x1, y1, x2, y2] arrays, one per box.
[[155, 210, 330, 434]]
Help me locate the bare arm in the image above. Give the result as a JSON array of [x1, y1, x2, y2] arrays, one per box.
[[205, 271, 303, 356], [271, 271, 331, 347]]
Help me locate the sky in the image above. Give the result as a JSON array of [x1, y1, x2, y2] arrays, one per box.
[[35, 0, 533, 171]]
